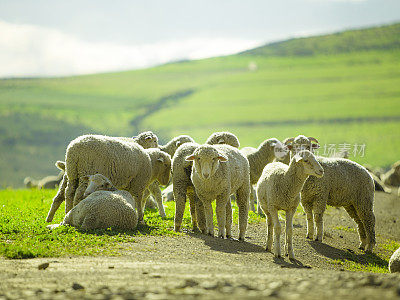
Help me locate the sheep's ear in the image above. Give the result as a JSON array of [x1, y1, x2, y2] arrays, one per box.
[[146, 136, 152, 140], [311, 143, 320, 149], [176, 141, 181, 147], [217, 154, 228, 162], [185, 154, 196, 161], [157, 156, 164, 163], [287, 144, 293, 150], [217, 138, 225, 144]]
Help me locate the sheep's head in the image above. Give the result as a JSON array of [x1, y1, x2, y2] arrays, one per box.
[[392, 161, 400, 175], [168, 135, 195, 157], [133, 131, 158, 149], [258, 138, 288, 160], [82, 174, 116, 198], [206, 132, 240, 148], [293, 150, 324, 178], [285, 135, 319, 154], [186, 145, 228, 180], [147, 149, 171, 186]]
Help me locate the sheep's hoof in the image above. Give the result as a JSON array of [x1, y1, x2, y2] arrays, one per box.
[[226, 234, 232, 239], [275, 254, 282, 259], [306, 235, 313, 240], [238, 237, 245, 242], [314, 237, 322, 242]]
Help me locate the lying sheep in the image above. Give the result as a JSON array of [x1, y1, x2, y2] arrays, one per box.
[[389, 247, 400, 273], [173, 142, 206, 232], [257, 150, 324, 259], [46, 135, 171, 225], [162, 185, 174, 202], [301, 157, 376, 251], [48, 174, 138, 231], [186, 144, 250, 240], [241, 138, 286, 212], [24, 170, 64, 189], [206, 132, 240, 148], [382, 161, 400, 187]]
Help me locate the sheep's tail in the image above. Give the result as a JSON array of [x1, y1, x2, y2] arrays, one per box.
[[55, 161, 66, 171]]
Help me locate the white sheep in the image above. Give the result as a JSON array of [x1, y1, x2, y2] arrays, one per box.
[[132, 131, 158, 149], [172, 142, 206, 233], [160, 135, 195, 157], [48, 174, 138, 231], [301, 156, 376, 251], [46, 134, 171, 225], [186, 144, 250, 240], [389, 246, 400, 273], [257, 150, 324, 259], [205, 131, 240, 148], [240, 138, 286, 212], [24, 170, 64, 189]]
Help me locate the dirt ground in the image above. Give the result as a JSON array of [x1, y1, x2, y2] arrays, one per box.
[[1, 191, 399, 299]]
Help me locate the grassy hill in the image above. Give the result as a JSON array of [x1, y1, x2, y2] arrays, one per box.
[[1, 23, 399, 187]]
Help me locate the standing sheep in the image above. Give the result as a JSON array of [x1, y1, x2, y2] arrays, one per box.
[[48, 174, 138, 231], [257, 150, 324, 259], [240, 138, 286, 212], [173, 142, 206, 233], [206, 132, 240, 148], [132, 131, 158, 149], [160, 135, 195, 157], [46, 135, 170, 225], [301, 157, 376, 252], [186, 144, 250, 240]]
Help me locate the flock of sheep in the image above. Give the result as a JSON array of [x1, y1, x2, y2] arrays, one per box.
[[40, 130, 400, 266]]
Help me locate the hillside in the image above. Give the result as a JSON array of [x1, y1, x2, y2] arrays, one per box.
[[1, 23, 400, 187]]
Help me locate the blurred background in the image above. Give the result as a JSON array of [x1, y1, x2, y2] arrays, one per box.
[[0, 0, 399, 187]]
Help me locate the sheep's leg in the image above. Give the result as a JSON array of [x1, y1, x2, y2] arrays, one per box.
[[202, 200, 214, 237], [215, 195, 228, 239], [265, 211, 273, 252], [270, 208, 282, 258], [133, 188, 146, 225], [302, 202, 315, 240], [344, 205, 367, 249], [225, 199, 233, 238], [314, 212, 324, 242], [249, 186, 256, 212], [65, 178, 78, 214], [149, 182, 166, 218], [195, 195, 206, 234], [285, 208, 296, 259], [358, 207, 376, 252], [73, 180, 88, 207], [174, 187, 187, 232], [46, 174, 67, 222], [236, 185, 250, 241], [187, 190, 198, 231]]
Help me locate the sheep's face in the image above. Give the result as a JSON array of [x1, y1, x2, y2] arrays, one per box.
[[134, 131, 158, 149], [285, 135, 319, 154], [186, 145, 228, 180], [207, 132, 240, 148], [157, 152, 172, 186], [83, 174, 115, 198], [294, 150, 324, 178]]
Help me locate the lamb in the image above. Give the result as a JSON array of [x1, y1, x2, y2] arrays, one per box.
[[206, 131, 240, 148], [240, 138, 287, 212], [186, 144, 250, 240], [46, 134, 171, 225], [172, 142, 206, 232], [132, 131, 158, 149], [159, 135, 195, 157], [381, 161, 400, 187], [257, 150, 324, 259], [24, 170, 64, 189], [301, 156, 376, 252], [48, 174, 138, 231]]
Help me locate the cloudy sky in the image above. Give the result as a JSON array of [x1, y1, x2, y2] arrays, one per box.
[[0, 0, 399, 77]]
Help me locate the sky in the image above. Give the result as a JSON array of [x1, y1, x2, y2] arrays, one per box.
[[0, 0, 399, 77]]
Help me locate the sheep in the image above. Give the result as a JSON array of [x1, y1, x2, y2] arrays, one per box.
[[132, 131, 158, 149], [301, 156, 376, 252], [257, 150, 324, 259], [382, 161, 400, 187], [173, 142, 206, 233], [46, 134, 171, 225], [48, 174, 138, 231], [186, 144, 250, 240], [240, 138, 287, 213], [162, 184, 174, 202], [205, 131, 240, 148], [23, 170, 64, 189], [159, 135, 195, 157], [389, 246, 400, 273]]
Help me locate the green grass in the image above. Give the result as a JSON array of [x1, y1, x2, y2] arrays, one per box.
[[1, 23, 400, 187], [0, 189, 262, 259]]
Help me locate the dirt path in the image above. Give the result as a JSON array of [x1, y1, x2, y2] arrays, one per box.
[[1, 191, 399, 299]]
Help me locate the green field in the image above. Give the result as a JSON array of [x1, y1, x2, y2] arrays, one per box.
[[1, 23, 399, 187]]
